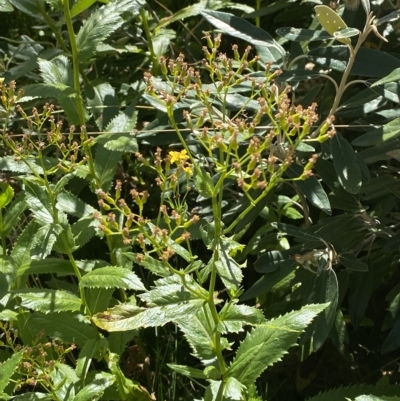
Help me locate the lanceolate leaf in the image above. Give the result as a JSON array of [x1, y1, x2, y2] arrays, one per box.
[[92, 300, 204, 331], [352, 117, 400, 146], [24, 180, 54, 224], [80, 266, 146, 291], [314, 5, 350, 45], [30, 223, 63, 260], [205, 378, 245, 401], [167, 364, 206, 380], [94, 143, 122, 191], [13, 289, 81, 313], [225, 304, 327, 386], [276, 27, 332, 42], [218, 304, 266, 333], [200, 10, 285, 64], [331, 133, 362, 194], [73, 372, 115, 401], [0, 349, 24, 393], [76, 0, 142, 63]]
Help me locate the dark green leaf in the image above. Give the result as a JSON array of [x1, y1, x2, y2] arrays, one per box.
[[352, 117, 400, 146], [167, 364, 206, 380], [200, 10, 284, 64], [339, 253, 368, 271], [331, 133, 362, 194], [0, 350, 24, 393], [94, 143, 122, 191]]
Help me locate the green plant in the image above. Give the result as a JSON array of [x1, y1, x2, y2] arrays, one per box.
[[1, 0, 400, 400]]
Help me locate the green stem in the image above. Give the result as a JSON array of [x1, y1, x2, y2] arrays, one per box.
[[0, 210, 6, 257], [255, 0, 262, 28], [140, 8, 160, 76]]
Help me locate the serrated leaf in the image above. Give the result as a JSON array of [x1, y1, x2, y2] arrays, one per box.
[[70, 0, 97, 17], [167, 364, 206, 380], [55, 362, 80, 384], [24, 180, 54, 224], [86, 288, 113, 314], [73, 372, 115, 401], [205, 378, 245, 401], [30, 223, 63, 260], [176, 307, 217, 362], [92, 300, 204, 331], [76, 0, 142, 63], [315, 5, 350, 45], [97, 132, 138, 153], [219, 304, 265, 333], [0, 349, 24, 393], [331, 133, 362, 194], [56, 191, 96, 218], [225, 304, 328, 386], [139, 275, 206, 305], [9, 0, 42, 18], [75, 337, 108, 380], [38, 56, 73, 86], [80, 266, 146, 291], [13, 289, 81, 313], [23, 83, 76, 98], [200, 10, 284, 63]]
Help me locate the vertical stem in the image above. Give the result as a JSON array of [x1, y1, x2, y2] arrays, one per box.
[[255, 0, 262, 28], [0, 210, 6, 257], [140, 8, 160, 76]]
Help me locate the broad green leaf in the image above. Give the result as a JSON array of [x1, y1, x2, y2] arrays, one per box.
[[96, 132, 138, 153], [193, 167, 214, 199], [76, 0, 142, 63], [375, 9, 400, 26], [30, 223, 63, 260], [205, 377, 245, 401], [23, 83, 76, 98], [254, 249, 298, 273], [70, 0, 97, 17], [277, 70, 322, 82], [94, 143, 122, 191], [308, 46, 400, 77], [245, 0, 295, 18], [126, 253, 170, 277], [12, 393, 53, 400], [24, 180, 54, 224], [371, 67, 400, 87], [75, 337, 108, 379], [352, 117, 400, 146], [71, 217, 97, 250], [315, 5, 350, 45], [105, 101, 138, 133], [272, 222, 320, 241], [240, 261, 298, 301], [86, 287, 113, 314], [331, 133, 362, 194], [225, 304, 327, 386], [0, 182, 13, 209], [26, 312, 97, 346], [301, 269, 338, 351], [200, 10, 285, 64], [354, 397, 400, 401], [56, 190, 96, 218], [287, 165, 331, 214], [276, 27, 332, 42], [80, 266, 146, 291], [73, 372, 115, 401], [339, 253, 368, 271], [219, 304, 265, 333], [19, 258, 73, 276], [55, 362, 80, 384], [38, 56, 73, 86], [0, 155, 58, 175], [382, 319, 400, 354], [167, 364, 206, 380], [86, 82, 119, 130], [0, 349, 24, 393], [92, 300, 204, 331], [13, 289, 81, 313], [334, 27, 360, 39], [9, 0, 42, 18], [349, 269, 373, 330], [176, 307, 217, 362]]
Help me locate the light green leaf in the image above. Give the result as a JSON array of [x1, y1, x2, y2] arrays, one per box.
[[225, 303, 328, 386], [9, 0, 42, 18], [97, 133, 138, 153], [12, 393, 53, 400], [219, 304, 266, 333], [0, 182, 13, 209], [23, 83, 76, 98], [76, 0, 142, 63], [38, 56, 73, 86], [124, 253, 170, 277], [0, 349, 24, 393], [167, 364, 206, 379], [334, 27, 360, 40], [176, 306, 217, 362], [0, 0, 13, 12], [30, 223, 63, 260], [70, 0, 97, 17], [75, 337, 108, 380], [24, 180, 54, 224], [73, 372, 115, 401], [80, 266, 146, 291], [371, 67, 400, 87], [92, 300, 204, 331], [315, 5, 350, 45], [205, 378, 245, 401], [200, 10, 285, 64], [354, 397, 400, 401], [193, 167, 214, 199], [331, 133, 362, 194], [139, 275, 206, 305], [13, 289, 81, 313], [56, 191, 96, 218], [55, 362, 80, 384]]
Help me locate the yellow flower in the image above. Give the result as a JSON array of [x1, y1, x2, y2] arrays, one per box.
[[169, 149, 189, 164], [183, 165, 193, 175]]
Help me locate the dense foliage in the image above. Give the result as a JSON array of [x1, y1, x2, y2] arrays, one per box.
[[0, 0, 400, 400]]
